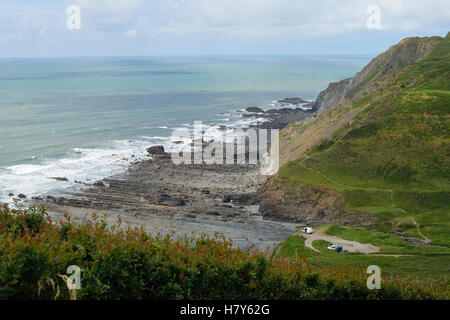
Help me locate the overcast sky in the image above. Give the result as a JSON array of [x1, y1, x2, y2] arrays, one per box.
[[0, 0, 449, 57]]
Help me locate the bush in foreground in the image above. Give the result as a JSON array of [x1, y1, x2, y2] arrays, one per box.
[[0, 204, 446, 300]]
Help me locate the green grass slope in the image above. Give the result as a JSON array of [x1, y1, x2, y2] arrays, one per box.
[[272, 33, 450, 279], [276, 227, 449, 287]]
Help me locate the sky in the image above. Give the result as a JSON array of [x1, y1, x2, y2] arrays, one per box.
[[0, 0, 449, 58]]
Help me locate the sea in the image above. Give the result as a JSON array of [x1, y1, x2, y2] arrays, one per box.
[[0, 55, 369, 202]]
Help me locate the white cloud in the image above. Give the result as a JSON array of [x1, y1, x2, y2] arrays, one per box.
[[1, 0, 448, 39], [0, 0, 448, 56], [140, 0, 450, 38], [0, 3, 63, 39], [125, 29, 137, 38], [71, 0, 144, 33]]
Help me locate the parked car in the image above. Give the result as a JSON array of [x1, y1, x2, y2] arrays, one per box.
[[301, 227, 314, 234], [327, 244, 343, 252]]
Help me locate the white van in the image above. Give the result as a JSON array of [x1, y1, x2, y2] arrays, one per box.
[[301, 227, 314, 234], [327, 244, 343, 252]]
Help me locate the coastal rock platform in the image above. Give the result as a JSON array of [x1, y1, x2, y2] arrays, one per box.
[[33, 101, 317, 250]]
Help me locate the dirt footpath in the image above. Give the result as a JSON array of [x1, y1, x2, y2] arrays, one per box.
[[296, 225, 380, 254]]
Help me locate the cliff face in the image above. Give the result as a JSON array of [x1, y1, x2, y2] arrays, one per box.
[[265, 34, 450, 230], [315, 36, 441, 112], [314, 78, 352, 112]]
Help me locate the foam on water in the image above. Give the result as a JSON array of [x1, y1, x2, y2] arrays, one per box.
[[0, 139, 150, 203], [0, 101, 300, 204], [0, 112, 260, 203], [0, 55, 370, 205], [141, 136, 169, 140]]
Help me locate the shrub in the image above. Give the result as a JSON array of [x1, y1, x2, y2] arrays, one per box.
[[0, 204, 446, 300]]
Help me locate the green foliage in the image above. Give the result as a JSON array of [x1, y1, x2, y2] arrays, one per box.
[[0, 204, 445, 300], [274, 34, 450, 247], [277, 232, 450, 293], [310, 139, 335, 153], [301, 35, 449, 190]]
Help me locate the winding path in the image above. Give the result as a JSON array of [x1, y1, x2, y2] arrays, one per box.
[[296, 225, 380, 254], [296, 226, 416, 257], [299, 161, 435, 245], [411, 217, 432, 243]]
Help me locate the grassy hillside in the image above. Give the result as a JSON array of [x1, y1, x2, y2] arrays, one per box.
[[314, 35, 442, 112], [346, 35, 443, 98], [275, 226, 450, 287], [271, 34, 449, 281]]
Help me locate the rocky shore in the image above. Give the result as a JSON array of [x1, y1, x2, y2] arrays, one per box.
[[243, 98, 316, 130], [31, 100, 316, 250]]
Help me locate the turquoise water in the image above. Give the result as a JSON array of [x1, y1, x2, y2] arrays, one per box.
[[0, 56, 369, 201]]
